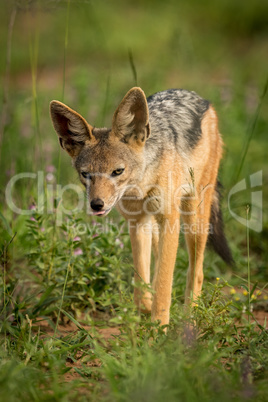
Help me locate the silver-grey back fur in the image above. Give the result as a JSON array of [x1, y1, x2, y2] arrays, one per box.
[[145, 89, 209, 159]]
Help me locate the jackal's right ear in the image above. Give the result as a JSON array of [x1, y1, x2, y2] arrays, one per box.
[[112, 87, 150, 146], [50, 101, 94, 158]]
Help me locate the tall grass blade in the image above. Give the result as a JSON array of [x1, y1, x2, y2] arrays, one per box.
[[0, 211, 13, 236], [54, 241, 74, 336], [29, 15, 43, 170], [61, 309, 86, 331], [101, 75, 110, 127], [51, 0, 71, 282], [2, 232, 16, 351], [246, 204, 250, 323], [233, 76, 268, 183], [128, 49, 138, 86], [62, 0, 71, 102], [0, 6, 17, 153]]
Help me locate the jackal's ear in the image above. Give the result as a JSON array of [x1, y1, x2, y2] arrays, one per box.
[[50, 101, 93, 158], [112, 87, 150, 146]]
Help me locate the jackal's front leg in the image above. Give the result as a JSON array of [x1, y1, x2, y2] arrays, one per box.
[[152, 215, 180, 326], [182, 186, 215, 306], [128, 215, 153, 313]]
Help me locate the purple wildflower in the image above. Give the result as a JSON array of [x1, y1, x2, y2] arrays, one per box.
[[115, 238, 124, 249], [74, 248, 83, 256], [46, 165, 56, 173]]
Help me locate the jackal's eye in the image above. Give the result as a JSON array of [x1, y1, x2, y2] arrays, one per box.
[[81, 171, 91, 180], [111, 168, 125, 177]]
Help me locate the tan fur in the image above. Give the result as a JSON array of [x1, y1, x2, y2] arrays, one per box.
[[50, 88, 224, 328], [117, 106, 222, 325], [183, 107, 222, 305]]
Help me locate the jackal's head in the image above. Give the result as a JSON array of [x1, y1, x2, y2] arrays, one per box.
[[50, 87, 150, 216]]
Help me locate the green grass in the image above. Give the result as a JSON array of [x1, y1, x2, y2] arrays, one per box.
[[0, 0, 268, 400]]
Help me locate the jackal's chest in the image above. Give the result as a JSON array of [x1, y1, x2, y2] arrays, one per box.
[[116, 187, 163, 218]]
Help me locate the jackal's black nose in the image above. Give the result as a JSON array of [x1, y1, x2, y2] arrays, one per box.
[[90, 198, 104, 211]]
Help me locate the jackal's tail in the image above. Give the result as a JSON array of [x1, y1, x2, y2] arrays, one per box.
[[208, 182, 234, 265]]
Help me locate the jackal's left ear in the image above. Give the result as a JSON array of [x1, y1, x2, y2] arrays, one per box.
[[112, 87, 150, 146], [50, 101, 94, 158]]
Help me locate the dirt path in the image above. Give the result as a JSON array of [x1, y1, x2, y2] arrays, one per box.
[[36, 307, 268, 385]]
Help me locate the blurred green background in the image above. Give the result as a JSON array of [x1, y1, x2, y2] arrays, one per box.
[[1, 3, 268, 399], [0, 0, 268, 278]]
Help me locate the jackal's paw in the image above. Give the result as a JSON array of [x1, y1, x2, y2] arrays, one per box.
[[134, 291, 152, 314], [151, 308, 170, 327]]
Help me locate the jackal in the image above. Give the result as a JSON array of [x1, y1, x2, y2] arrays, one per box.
[[50, 87, 233, 327]]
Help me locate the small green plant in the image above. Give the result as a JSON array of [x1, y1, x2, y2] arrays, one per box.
[[0, 0, 267, 400]]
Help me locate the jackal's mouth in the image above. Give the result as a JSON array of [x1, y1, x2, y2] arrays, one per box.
[[91, 208, 111, 217]]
